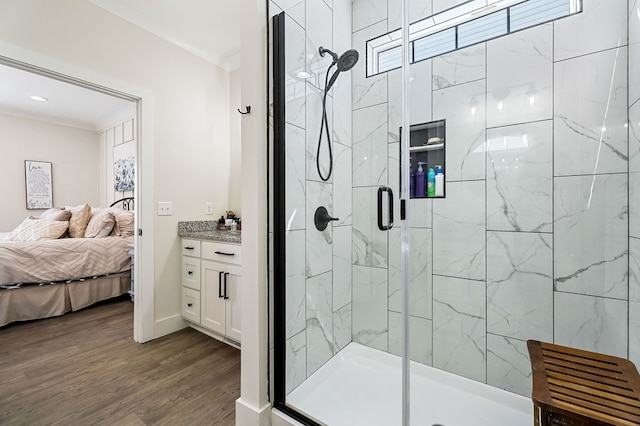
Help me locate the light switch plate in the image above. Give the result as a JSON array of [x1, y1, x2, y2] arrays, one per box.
[[205, 202, 213, 215], [158, 201, 173, 216]]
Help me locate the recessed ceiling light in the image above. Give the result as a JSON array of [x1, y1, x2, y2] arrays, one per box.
[[296, 71, 311, 79], [29, 95, 48, 102]]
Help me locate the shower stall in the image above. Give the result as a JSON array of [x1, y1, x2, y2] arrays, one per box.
[[269, 0, 640, 424]]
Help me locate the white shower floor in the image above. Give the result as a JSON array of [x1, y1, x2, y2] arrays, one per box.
[[287, 343, 533, 426]]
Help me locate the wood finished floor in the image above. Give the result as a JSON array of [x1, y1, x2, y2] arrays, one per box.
[[0, 297, 240, 425]]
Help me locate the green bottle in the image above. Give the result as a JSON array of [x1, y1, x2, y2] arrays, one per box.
[[427, 168, 436, 197]]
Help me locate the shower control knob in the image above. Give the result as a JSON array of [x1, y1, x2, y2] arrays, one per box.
[[314, 206, 339, 231]]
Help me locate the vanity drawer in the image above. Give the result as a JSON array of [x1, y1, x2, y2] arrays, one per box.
[[181, 287, 200, 323], [182, 256, 201, 290], [182, 239, 201, 257], [201, 241, 242, 265]]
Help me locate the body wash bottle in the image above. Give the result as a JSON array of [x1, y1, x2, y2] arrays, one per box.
[[416, 162, 426, 197], [435, 165, 444, 197]]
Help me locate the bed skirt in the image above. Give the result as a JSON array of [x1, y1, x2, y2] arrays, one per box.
[[0, 271, 131, 327]]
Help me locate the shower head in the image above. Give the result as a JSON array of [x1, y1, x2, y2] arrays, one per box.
[[336, 49, 359, 72], [324, 49, 359, 92]]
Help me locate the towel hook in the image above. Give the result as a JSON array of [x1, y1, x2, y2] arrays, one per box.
[[238, 105, 251, 115]]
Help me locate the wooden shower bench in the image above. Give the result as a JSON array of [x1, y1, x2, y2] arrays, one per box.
[[527, 340, 640, 425]]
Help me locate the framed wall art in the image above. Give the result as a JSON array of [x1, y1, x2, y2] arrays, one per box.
[[25, 160, 53, 209]]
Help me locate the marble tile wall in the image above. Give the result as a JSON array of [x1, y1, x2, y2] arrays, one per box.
[[272, 0, 354, 396], [350, 0, 635, 399], [630, 0, 640, 367]]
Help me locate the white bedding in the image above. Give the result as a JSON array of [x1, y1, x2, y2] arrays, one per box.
[[0, 236, 133, 286]]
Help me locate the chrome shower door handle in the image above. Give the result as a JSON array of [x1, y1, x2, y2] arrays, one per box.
[[377, 186, 394, 231]]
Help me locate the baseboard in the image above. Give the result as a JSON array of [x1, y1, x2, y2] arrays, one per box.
[[236, 398, 271, 425], [154, 313, 187, 338]]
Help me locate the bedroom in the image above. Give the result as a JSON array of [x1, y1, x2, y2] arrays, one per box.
[[0, 61, 138, 326], [0, 1, 265, 423]]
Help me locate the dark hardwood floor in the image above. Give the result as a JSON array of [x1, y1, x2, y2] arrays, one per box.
[[0, 297, 240, 425]]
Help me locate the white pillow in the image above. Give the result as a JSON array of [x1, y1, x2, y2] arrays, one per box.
[[5, 217, 69, 241], [84, 210, 116, 238]]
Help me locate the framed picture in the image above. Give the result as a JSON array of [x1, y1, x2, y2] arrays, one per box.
[[113, 141, 135, 191], [25, 160, 53, 209]]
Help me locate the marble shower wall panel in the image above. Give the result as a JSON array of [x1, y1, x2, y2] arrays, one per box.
[[433, 275, 487, 383], [554, 0, 628, 62], [631, 102, 640, 174], [352, 21, 388, 109], [306, 83, 333, 182], [486, 24, 553, 128], [387, 0, 433, 30], [353, 187, 388, 267], [306, 271, 334, 375], [285, 15, 306, 129], [286, 124, 307, 230], [554, 47, 629, 176], [333, 225, 352, 309], [333, 303, 352, 352], [287, 230, 307, 339], [433, 80, 486, 182], [630, 237, 640, 302], [433, 181, 486, 280], [353, 265, 389, 351], [306, 181, 334, 278], [432, 43, 486, 91], [487, 334, 532, 397], [353, 0, 387, 32], [333, 143, 353, 226], [487, 231, 553, 342], [631, 300, 640, 366], [388, 227, 433, 319], [388, 61, 433, 142], [486, 121, 553, 233], [388, 311, 433, 365], [554, 292, 628, 359], [306, 0, 333, 89], [353, 103, 388, 187], [273, 0, 305, 27], [333, 0, 353, 148], [554, 174, 628, 300], [286, 330, 307, 395]]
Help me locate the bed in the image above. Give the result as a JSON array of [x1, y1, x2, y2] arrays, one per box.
[[0, 198, 134, 327]]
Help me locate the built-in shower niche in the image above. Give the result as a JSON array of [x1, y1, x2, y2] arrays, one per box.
[[401, 119, 446, 199]]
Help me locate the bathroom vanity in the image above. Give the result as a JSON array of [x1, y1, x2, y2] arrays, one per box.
[[178, 221, 242, 348]]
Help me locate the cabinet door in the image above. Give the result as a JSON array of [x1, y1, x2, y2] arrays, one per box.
[[200, 260, 226, 335], [225, 264, 242, 343]]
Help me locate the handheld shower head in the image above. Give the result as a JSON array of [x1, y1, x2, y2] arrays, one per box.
[[326, 49, 359, 91]]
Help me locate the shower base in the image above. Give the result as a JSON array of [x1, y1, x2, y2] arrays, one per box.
[[287, 342, 532, 426]]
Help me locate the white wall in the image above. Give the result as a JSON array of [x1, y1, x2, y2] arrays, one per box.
[[97, 115, 136, 208], [0, 0, 231, 335], [0, 113, 98, 231], [229, 68, 242, 215]]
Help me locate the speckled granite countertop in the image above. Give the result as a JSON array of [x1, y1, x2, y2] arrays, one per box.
[[178, 221, 241, 244]]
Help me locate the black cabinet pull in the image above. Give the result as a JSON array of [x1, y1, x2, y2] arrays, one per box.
[[214, 251, 235, 256], [224, 272, 230, 300], [218, 271, 224, 298], [187, 303, 193, 308], [188, 270, 193, 275], [184, 246, 194, 250]]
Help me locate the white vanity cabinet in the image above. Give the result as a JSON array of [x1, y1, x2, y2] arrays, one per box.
[[181, 237, 241, 346]]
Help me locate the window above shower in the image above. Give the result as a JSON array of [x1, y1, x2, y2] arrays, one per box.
[[367, 0, 583, 76]]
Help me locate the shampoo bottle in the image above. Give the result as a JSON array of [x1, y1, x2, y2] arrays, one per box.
[[416, 162, 426, 197], [427, 168, 436, 197], [435, 165, 444, 197], [409, 157, 415, 198]]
